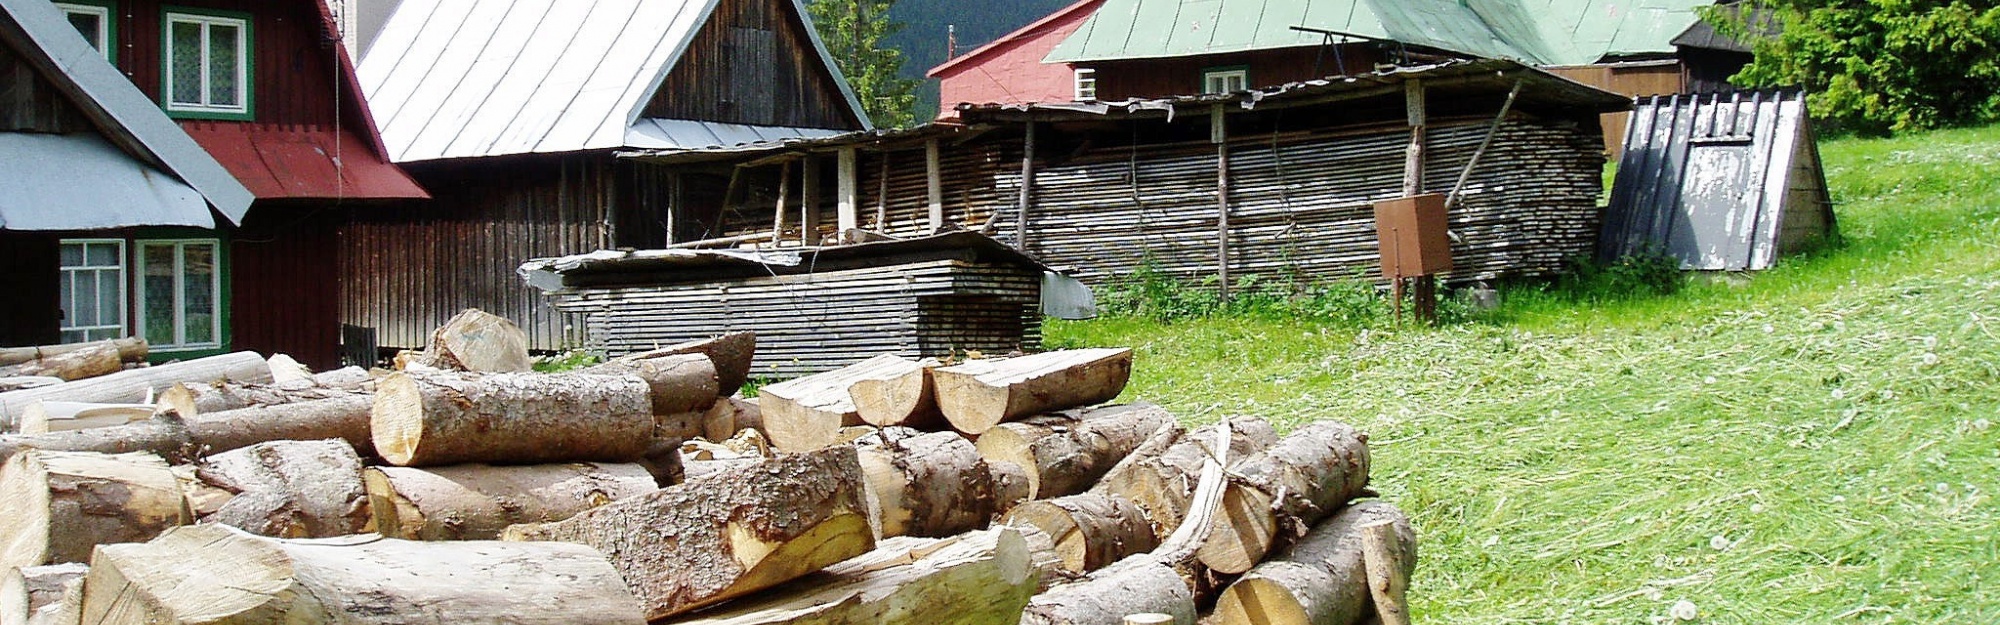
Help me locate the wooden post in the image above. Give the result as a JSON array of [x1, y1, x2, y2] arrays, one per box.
[[876, 151, 891, 230], [665, 172, 682, 245], [1016, 121, 1035, 250], [837, 148, 860, 233], [1213, 105, 1230, 301], [1402, 79, 1436, 323], [802, 154, 821, 245], [772, 161, 792, 244], [926, 139, 945, 232]]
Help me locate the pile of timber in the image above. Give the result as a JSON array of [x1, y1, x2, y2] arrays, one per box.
[[0, 309, 1417, 625]]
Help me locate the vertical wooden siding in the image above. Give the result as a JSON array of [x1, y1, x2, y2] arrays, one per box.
[[1545, 63, 1685, 156], [0, 42, 89, 133], [230, 206, 341, 368], [643, 0, 863, 130], [107, 0, 347, 127]]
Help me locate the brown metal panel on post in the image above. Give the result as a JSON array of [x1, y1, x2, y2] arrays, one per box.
[[1374, 194, 1454, 277]]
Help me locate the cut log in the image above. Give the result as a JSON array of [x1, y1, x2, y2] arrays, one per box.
[[1019, 554, 1197, 625], [614, 331, 756, 398], [365, 462, 657, 540], [194, 439, 369, 538], [990, 460, 1032, 514], [0, 450, 189, 571], [2, 563, 86, 625], [848, 356, 942, 428], [702, 396, 763, 441], [674, 527, 1036, 625], [4, 344, 120, 382], [0, 379, 61, 394], [406, 309, 532, 373], [1197, 422, 1371, 575], [265, 354, 313, 384], [1091, 419, 1277, 538], [503, 446, 875, 620], [80, 524, 646, 625], [371, 371, 653, 467], [156, 380, 363, 418], [760, 354, 915, 452], [0, 351, 270, 432], [0, 338, 145, 367], [16, 402, 153, 434], [1211, 502, 1415, 625], [1361, 519, 1413, 625], [310, 366, 371, 390], [184, 395, 376, 458], [975, 403, 1176, 500], [582, 353, 718, 416], [858, 431, 996, 539], [1001, 493, 1158, 574], [935, 349, 1134, 435], [22, 577, 78, 625], [0, 417, 191, 465]]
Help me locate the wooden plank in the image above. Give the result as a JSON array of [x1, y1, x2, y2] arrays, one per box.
[[838, 147, 860, 232], [927, 139, 945, 231]]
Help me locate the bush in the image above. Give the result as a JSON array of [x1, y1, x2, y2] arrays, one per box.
[[1554, 248, 1687, 301], [1725, 1, 2000, 134], [1091, 263, 1476, 327]]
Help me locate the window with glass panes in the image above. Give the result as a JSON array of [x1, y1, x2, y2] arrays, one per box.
[[1202, 68, 1248, 94], [54, 2, 113, 60], [58, 240, 126, 343], [137, 240, 220, 349], [163, 11, 249, 118]]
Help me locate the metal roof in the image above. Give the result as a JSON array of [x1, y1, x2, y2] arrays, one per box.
[[518, 231, 1050, 291], [358, 0, 871, 163], [625, 119, 852, 152], [0, 133, 212, 230], [181, 123, 431, 201], [0, 0, 253, 228], [1044, 0, 1707, 66]]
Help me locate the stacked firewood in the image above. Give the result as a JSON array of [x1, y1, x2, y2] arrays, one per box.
[[0, 308, 1415, 625]]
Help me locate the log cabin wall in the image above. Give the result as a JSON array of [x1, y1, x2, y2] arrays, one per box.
[[230, 205, 342, 368], [0, 41, 89, 133], [642, 0, 862, 130]]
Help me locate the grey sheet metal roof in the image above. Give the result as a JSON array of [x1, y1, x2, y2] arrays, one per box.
[[0, 0, 253, 229], [624, 119, 852, 152], [358, 0, 871, 163], [0, 133, 212, 230], [519, 231, 1051, 291]]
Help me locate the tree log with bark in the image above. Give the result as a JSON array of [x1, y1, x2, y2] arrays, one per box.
[[848, 356, 942, 429], [1, 563, 85, 625], [371, 371, 653, 467], [760, 354, 918, 452], [0, 338, 145, 368], [0, 394, 376, 465], [15, 402, 153, 434], [582, 353, 718, 416], [365, 462, 657, 540], [0, 352, 270, 432], [858, 431, 996, 539], [1001, 493, 1158, 574], [1018, 554, 1197, 625], [673, 527, 1037, 625], [156, 380, 364, 418], [193, 439, 370, 538], [934, 349, 1133, 435], [975, 403, 1175, 500], [702, 397, 762, 441], [1211, 502, 1415, 625], [1198, 422, 1371, 575], [0, 344, 121, 382], [0, 450, 189, 570], [614, 331, 756, 398], [404, 309, 532, 373], [1090, 419, 1277, 539]]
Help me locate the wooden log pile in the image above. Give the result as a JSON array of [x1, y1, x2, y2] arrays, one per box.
[[0, 310, 1417, 625]]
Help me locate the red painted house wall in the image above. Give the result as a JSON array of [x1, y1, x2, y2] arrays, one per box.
[[927, 0, 1100, 119]]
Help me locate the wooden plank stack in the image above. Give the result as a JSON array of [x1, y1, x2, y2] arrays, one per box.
[[0, 311, 1418, 625]]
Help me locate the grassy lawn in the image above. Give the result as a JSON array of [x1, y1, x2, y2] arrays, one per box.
[[1046, 125, 2000, 623]]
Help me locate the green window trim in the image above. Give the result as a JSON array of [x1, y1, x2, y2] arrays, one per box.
[[133, 235, 230, 358], [53, 0, 117, 62], [160, 6, 255, 121]]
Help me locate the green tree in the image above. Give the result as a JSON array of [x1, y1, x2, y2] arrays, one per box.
[[1722, 1, 2000, 134], [807, 0, 922, 128]]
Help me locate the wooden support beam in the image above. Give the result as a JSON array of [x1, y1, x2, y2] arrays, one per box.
[[1213, 104, 1231, 301], [666, 172, 682, 245], [838, 147, 860, 233], [771, 161, 792, 243], [1016, 121, 1036, 250], [876, 151, 892, 229], [1403, 79, 1426, 196], [802, 155, 821, 245], [926, 139, 945, 231]]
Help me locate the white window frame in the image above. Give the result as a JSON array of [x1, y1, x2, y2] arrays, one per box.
[[1203, 68, 1248, 95], [53, 3, 112, 60], [1074, 68, 1098, 102], [163, 12, 249, 115], [57, 239, 127, 343], [136, 239, 222, 351]]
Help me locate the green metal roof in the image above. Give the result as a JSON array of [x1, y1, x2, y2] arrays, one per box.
[[1044, 0, 1707, 66]]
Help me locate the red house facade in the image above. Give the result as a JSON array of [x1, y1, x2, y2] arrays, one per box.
[[925, 0, 1101, 119]]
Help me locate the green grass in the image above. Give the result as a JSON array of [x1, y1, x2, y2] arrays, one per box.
[[1047, 124, 2000, 623]]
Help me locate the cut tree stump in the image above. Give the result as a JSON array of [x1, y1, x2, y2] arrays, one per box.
[[857, 430, 996, 539], [0, 338, 146, 368], [0, 352, 270, 432], [1211, 501, 1415, 625], [614, 331, 756, 398], [975, 403, 1175, 500], [365, 462, 656, 540], [848, 356, 942, 428], [1, 563, 85, 625], [760, 354, 916, 452], [405, 309, 532, 373], [16, 402, 153, 434], [1091, 419, 1277, 538], [371, 371, 653, 467], [157, 380, 363, 418], [503, 446, 875, 620], [1001, 493, 1159, 574], [1019, 553, 1197, 625], [674, 527, 1037, 625], [934, 349, 1134, 435], [194, 439, 370, 538], [1197, 422, 1371, 575], [80, 524, 646, 625], [3, 344, 120, 382], [0, 450, 189, 570], [582, 353, 718, 416]]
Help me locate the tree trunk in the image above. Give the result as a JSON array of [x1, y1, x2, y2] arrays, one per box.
[[935, 349, 1134, 435], [310, 366, 371, 390], [989, 460, 1032, 515], [371, 371, 653, 467], [1361, 518, 1413, 625], [2, 563, 85, 625], [582, 353, 718, 416], [849, 356, 942, 428], [760, 354, 913, 452], [503, 446, 875, 620], [1198, 422, 1371, 575], [16, 402, 152, 434], [157, 380, 364, 418], [858, 431, 996, 539], [1211, 502, 1415, 625], [193, 439, 370, 538], [0, 450, 189, 571], [80, 524, 646, 625], [184, 396, 376, 458], [0, 417, 191, 465], [975, 403, 1175, 500], [1019, 554, 1197, 625], [365, 462, 657, 540], [0, 378, 61, 394], [0, 352, 270, 432], [1001, 493, 1158, 574], [1, 345, 121, 382], [673, 527, 1037, 625], [265, 354, 313, 384], [1091, 419, 1277, 539], [0, 338, 146, 368], [702, 396, 762, 441], [406, 309, 533, 373], [614, 331, 756, 398]]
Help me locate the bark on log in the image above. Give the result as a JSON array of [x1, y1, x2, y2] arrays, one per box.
[[702, 397, 763, 441], [1198, 422, 1371, 575], [407, 309, 532, 373], [0, 338, 146, 367], [16, 402, 152, 434], [614, 331, 756, 398], [80, 524, 646, 625], [371, 371, 653, 467], [1020, 554, 1197, 625], [1361, 519, 1413, 625], [0, 417, 191, 465], [1212, 502, 1415, 625], [22, 577, 78, 625], [760, 354, 916, 452], [673, 527, 1036, 625], [849, 356, 942, 429], [935, 349, 1134, 435], [0, 379, 61, 394], [505, 446, 874, 620], [3, 345, 121, 382], [858, 431, 996, 539], [310, 366, 371, 390], [1091, 419, 1277, 539], [157, 380, 364, 418], [990, 460, 1032, 515], [1002, 493, 1158, 574], [194, 439, 370, 538], [1, 564, 85, 625], [582, 353, 718, 416], [975, 403, 1175, 500], [0, 395, 374, 465], [0, 352, 270, 432], [0, 450, 189, 570], [365, 462, 657, 540]]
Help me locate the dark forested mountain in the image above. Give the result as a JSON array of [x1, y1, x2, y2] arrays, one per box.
[[884, 0, 1078, 116]]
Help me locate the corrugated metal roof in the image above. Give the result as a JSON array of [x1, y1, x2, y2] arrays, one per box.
[[181, 123, 431, 200], [358, 0, 871, 163], [0, 133, 212, 230], [0, 0, 253, 227], [624, 119, 850, 151]]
